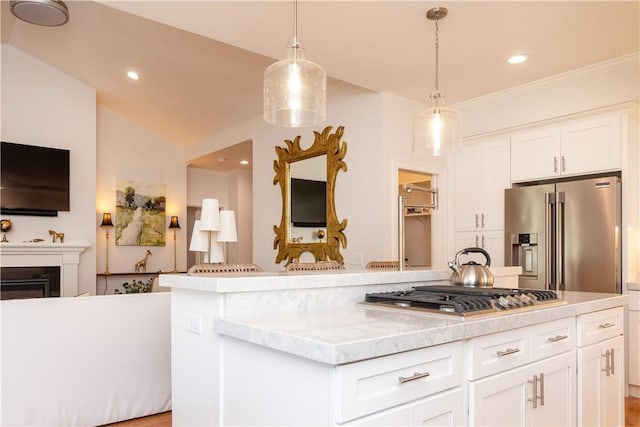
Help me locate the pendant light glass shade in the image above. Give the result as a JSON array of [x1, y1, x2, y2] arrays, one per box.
[[264, 42, 326, 127], [413, 93, 460, 157], [413, 7, 460, 157]]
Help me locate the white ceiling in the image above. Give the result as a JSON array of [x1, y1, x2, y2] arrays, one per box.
[[2, 1, 639, 169]]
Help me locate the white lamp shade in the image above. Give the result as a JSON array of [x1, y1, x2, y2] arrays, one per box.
[[413, 105, 461, 156], [209, 238, 225, 263], [263, 45, 326, 127], [217, 210, 237, 242], [200, 199, 220, 231], [189, 220, 209, 252]]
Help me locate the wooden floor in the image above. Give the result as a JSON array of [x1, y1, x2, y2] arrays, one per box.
[[107, 398, 640, 426]]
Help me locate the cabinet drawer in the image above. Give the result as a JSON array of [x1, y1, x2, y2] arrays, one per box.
[[335, 341, 464, 423], [629, 290, 640, 311], [531, 317, 576, 360], [577, 307, 624, 347], [467, 327, 532, 380]]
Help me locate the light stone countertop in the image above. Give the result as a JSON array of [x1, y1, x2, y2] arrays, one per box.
[[160, 266, 520, 293], [214, 290, 627, 365]]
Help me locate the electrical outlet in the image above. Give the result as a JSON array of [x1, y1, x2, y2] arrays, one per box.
[[187, 316, 202, 335]]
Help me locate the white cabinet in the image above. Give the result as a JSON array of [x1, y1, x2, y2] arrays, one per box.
[[511, 113, 621, 182], [628, 289, 639, 397], [469, 352, 576, 427], [467, 317, 577, 427], [577, 307, 625, 427], [454, 138, 510, 266]]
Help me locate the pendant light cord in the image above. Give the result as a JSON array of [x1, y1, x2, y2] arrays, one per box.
[[292, 0, 299, 61], [434, 16, 440, 93]]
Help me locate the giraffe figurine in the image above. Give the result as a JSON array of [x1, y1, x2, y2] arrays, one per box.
[[134, 250, 152, 273]]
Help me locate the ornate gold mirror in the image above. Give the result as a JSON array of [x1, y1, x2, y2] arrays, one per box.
[[274, 126, 347, 266]]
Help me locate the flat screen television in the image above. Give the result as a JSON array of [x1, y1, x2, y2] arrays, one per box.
[[291, 178, 326, 227], [1, 141, 70, 216]]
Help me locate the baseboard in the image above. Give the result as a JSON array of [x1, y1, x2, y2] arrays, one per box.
[[630, 384, 640, 398]]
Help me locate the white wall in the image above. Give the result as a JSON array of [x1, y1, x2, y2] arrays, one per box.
[[1, 44, 97, 295], [96, 106, 187, 292]]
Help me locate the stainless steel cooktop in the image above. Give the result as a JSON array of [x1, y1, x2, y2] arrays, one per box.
[[363, 285, 566, 318]]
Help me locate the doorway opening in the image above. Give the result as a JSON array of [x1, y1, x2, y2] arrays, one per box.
[[398, 169, 434, 267]]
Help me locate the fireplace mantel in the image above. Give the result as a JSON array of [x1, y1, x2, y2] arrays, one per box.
[[0, 243, 90, 297]]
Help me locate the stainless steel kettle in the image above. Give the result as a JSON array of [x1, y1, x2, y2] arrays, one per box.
[[448, 247, 495, 288]]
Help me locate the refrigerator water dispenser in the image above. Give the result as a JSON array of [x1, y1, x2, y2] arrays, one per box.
[[509, 233, 538, 278]]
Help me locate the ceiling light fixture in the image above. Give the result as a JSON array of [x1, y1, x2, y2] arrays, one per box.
[[508, 54, 528, 64], [413, 7, 460, 157], [263, 0, 326, 127], [127, 70, 140, 80], [240, 160, 249, 165], [10, 0, 69, 26]]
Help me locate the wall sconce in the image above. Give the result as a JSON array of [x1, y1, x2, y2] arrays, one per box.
[[217, 210, 237, 264], [168, 215, 180, 273], [100, 212, 114, 275]]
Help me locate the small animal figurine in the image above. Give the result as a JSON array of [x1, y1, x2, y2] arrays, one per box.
[[48, 229, 65, 243], [135, 250, 152, 273]]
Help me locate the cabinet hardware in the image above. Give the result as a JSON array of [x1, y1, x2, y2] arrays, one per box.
[[548, 335, 568, 342], [398, 371, 430, 384], [481, 214, 485, 228], [598, 322, 615, 329], [561, 156, 566, 172], [475, 235, 479, 247], [496, 348, 520, 357], [610, 348, 615, 375], [528, 373, 545, 409], [475, 214, 479, 228], [554, 157, 558, 173], [481, 235, 485, 249], [528, 374, 539, 409], [602, 349, 612, 376]]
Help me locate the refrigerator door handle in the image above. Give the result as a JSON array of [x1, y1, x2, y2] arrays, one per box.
[[545, 192, 554, 290], [556, 192, 565, 291]]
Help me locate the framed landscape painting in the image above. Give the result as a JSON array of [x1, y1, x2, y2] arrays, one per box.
[[115, 180, 166, 246]]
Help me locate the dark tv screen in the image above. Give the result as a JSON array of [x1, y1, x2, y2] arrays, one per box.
[[291, 178, 326, 227], [1, 141, 70, 216]]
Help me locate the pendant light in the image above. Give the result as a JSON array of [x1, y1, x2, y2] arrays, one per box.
[[413, 7, 460, 156], [263, 0, 326, 127]]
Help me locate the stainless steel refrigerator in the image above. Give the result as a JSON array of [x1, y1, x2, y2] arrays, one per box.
[[504, 175, 621, 293]]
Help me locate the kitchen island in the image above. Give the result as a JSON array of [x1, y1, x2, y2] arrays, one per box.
[[160, 268, 627, 426]]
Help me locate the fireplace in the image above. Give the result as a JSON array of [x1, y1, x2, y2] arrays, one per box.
[[0, 243, 89, 297], [1, 266, 61, 300]]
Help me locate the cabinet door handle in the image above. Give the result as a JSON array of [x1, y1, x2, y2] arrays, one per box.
[[496, 348, 520, 357], [481, 235, 485, 249], [398, 371, 430, 384], [554, 157, 558, 173], [610, 348, 615, 375], [548, 335, 568, 342], [475, 235, 479, 247], [481, 213, 485, 228], [598, 322, 615, 329], [539, 372, 545, 406], [602, 350, 611, 376], [528, 374, 539, 409], [475, 214, 479, 228], [561, 156, 566, 171]]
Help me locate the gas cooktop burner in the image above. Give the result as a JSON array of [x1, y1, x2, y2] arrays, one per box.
[[363, 286, 565, 317]]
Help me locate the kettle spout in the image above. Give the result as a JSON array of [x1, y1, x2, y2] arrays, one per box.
[[448, 261, 459, 274]]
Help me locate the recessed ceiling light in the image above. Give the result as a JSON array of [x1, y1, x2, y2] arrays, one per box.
[[240, 160, 249, 165], [507, 54, 528, 64], [127, 70, 140, 80], [218, 157, 227, 162]]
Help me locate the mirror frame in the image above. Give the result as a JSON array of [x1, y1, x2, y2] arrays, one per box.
[[274, 125, 348, 266]]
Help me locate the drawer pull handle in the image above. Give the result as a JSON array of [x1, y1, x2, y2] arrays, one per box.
[[398, 371, 430, 384], [496, 348, 520, 357], [598, 323, 615, 329], [548, 335, 568, 342]]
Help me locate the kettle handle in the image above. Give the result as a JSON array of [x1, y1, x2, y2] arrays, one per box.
[[459, 247, 492, 267]]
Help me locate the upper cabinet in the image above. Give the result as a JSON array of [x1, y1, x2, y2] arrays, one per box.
[[511, 113, 622, 182]]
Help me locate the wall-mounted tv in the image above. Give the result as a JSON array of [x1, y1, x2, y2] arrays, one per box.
[[291, 178, 326, 227], [1, 141, 70, 216]]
